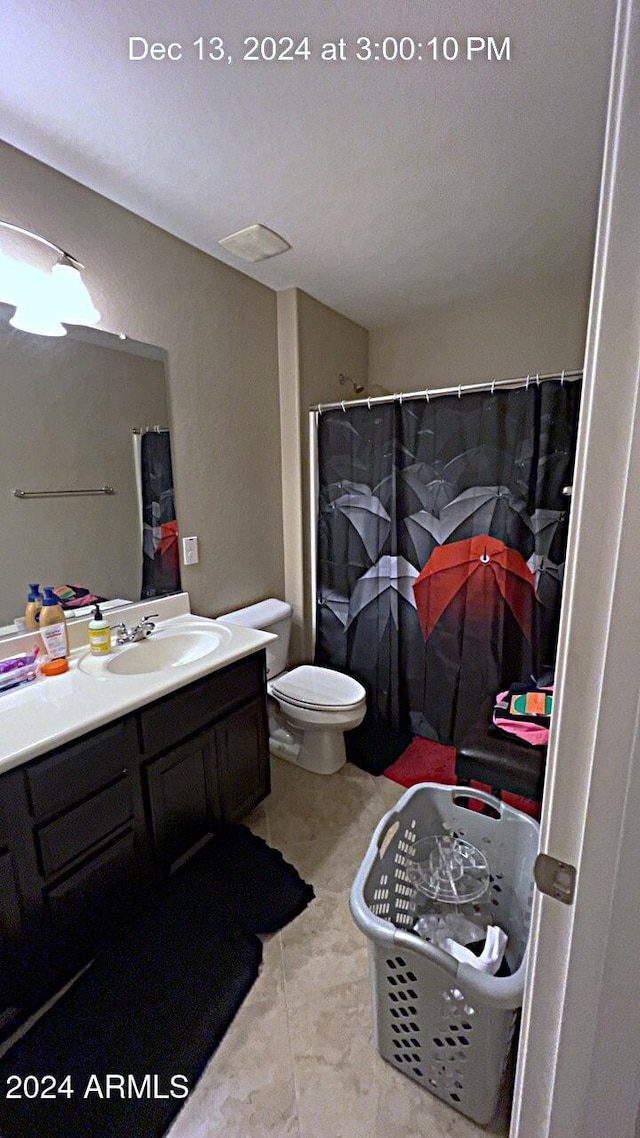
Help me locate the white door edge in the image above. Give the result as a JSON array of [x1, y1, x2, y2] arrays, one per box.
[[512, 2, 640, 1135]]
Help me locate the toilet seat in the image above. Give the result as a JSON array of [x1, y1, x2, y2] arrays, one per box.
[[269, 665, 365, 712]]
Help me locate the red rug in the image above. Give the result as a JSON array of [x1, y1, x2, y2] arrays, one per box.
[[384, 736, 540, 819]]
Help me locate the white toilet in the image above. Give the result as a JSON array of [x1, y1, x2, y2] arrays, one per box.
[[217, 599, 366, 774]]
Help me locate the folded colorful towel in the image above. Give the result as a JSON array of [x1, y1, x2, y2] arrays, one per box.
[[52, 585, 105, 609]]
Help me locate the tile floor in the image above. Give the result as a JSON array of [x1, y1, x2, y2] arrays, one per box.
[[168, 757, 513, 1138]]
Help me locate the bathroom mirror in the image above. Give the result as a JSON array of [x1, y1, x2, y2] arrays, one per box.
[[0, 304, 172, 632]]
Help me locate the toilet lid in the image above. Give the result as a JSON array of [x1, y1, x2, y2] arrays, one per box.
[[270, 665, 365, 711]]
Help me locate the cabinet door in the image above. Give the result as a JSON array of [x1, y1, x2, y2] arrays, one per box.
[[0, 848, 22, 944], [145, 733, 217, 868], [213, 696, 270, 823], [44, 828, 139, 939]]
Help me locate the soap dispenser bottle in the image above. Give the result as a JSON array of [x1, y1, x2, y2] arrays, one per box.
[[88, 604, 112, 656], [39, 587, 70, 661], [25, 584, 43, 630]]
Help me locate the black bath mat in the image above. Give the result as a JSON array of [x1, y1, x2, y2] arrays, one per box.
[[181, 821, 315, 935], [0, 827, 314, 1138]]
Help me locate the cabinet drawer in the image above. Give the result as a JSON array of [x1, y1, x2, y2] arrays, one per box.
[[36, 779, 133, 878], [139, 652, 264, 758], [25, 718, 138, 821]]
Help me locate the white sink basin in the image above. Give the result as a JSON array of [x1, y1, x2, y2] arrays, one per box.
[[78, 622, 233, 677]]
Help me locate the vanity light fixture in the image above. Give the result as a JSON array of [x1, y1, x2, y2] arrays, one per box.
[[218, 223, 290, 263], [0, 219, 101, 336]]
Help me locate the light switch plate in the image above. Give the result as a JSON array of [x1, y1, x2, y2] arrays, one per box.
[[182, 536, 199, 566]]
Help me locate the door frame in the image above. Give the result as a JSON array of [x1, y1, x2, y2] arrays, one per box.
[[511, 2, 640, 1134]]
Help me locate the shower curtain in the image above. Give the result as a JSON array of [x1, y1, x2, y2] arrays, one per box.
[[140, 430, 181, 599], [315, 380, 581, 772]]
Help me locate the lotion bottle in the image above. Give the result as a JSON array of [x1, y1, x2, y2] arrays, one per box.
[[88, 604, 112, 656], [25, 584, 43, 630], [39, 588, 70, 661]]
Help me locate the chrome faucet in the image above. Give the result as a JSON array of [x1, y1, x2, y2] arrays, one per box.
[[113, 613, 158, 645]]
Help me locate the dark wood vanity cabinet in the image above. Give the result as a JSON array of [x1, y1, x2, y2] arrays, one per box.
[[139, 652, 269, 867], [0, 848, 22, 944], [13, 717, 145, 948], [213, 697, 270, 822], [143, 698, 269, 868], [0, 649, 270, 1029], [144, 732, 218, 869], [0, 785, 23, 946]]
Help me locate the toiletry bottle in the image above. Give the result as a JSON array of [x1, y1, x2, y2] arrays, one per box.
[[25, 584, 43, 630], [39, 587, 70, 661], [88, 604, 112, 656]]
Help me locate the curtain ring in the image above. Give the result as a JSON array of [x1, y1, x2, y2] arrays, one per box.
[[536, 372, 540, 386], [526, 374, 530, 390], [398, 392, 403, 404], [367, 397, 371, 410], [491, 380, 495, 395], [425, 389, 430, 402], [560, 370, 565, 386], [458, 385, 462, 398], [341, 401, 346, 413]]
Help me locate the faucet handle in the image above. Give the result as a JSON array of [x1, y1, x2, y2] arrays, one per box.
[[134, 613, 158, 638]]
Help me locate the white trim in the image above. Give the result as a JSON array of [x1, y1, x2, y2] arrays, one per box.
[[308, 410, 319, 651], [512, 2, 640, 1134]]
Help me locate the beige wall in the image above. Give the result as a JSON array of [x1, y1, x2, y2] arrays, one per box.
[[369, 281, 589, 394], [278, 288, 368, 659], [2, 140, 591, 644], [297, 290, 368, 405], [1, 141, 283, 620]]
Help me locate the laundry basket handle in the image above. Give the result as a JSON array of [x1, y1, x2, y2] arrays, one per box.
[[393, 931, 528, 1006], [376, 813, 401, 858], [451, 786, 503, 816]]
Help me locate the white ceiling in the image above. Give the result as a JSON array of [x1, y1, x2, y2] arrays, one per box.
[[0, 1, 617, 329]]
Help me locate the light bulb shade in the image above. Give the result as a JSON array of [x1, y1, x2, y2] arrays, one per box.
[[10, 302, 67, 337], [8, 267, 67, 336], [51, 260, 100, 325]]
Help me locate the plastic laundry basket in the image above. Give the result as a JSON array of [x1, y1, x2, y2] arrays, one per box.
[[350, 783, 539, 1126]]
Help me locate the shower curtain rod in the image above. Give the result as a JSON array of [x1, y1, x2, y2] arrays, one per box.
[[312, 367, 582, 413]]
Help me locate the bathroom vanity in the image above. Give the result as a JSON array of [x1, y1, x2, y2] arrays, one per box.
[[0, 602, 274, 1034]]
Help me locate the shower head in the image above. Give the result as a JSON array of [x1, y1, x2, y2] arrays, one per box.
[[338, 373, 365, 395]]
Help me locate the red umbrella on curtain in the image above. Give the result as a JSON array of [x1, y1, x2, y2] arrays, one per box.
[[413, 534, 537, 641]]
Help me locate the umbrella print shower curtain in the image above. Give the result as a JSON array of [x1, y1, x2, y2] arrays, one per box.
[[140, 430, 181, 599], [315, 381, 581, 771]]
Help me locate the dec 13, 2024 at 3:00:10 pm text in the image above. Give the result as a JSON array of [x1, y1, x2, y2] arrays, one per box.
[[126, 33, 512, 66]]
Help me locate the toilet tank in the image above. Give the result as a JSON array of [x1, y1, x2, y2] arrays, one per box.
[[217, 598, 293, 680]]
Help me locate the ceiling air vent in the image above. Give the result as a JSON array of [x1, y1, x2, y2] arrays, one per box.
[[218, 223, 290, 262]]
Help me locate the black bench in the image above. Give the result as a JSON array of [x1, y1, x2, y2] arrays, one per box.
[[455, 700, 546, 801]]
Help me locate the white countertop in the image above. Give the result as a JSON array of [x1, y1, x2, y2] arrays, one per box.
[[0, 603, 275, 775]]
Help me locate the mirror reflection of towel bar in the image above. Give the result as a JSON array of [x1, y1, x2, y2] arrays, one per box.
[[13, 486, 115, 499]]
